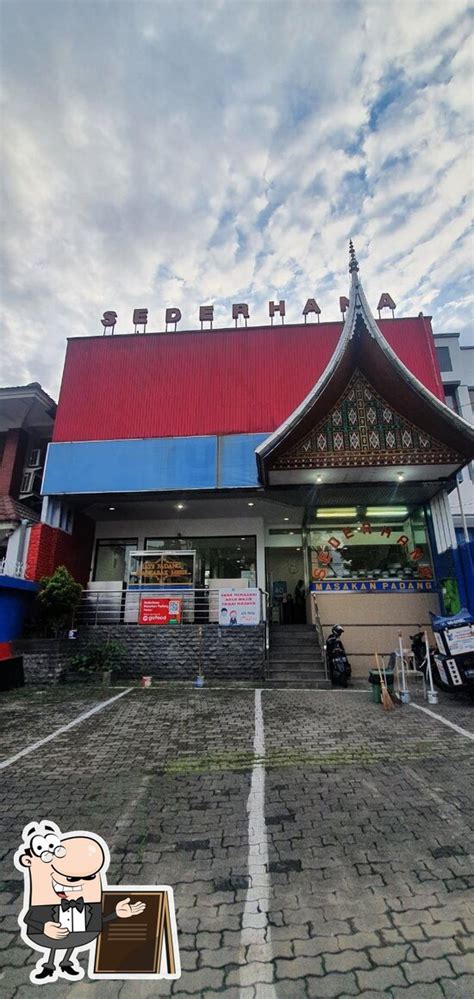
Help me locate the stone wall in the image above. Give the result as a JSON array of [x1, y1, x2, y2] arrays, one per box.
[[14, 624, 266, 685], [12, 639, 67, 685]]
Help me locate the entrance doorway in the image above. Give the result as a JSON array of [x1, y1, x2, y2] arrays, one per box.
[[266, 546, 306, 624]]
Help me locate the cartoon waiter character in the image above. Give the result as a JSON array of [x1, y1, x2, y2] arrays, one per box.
[[14, 821, 146, 984]]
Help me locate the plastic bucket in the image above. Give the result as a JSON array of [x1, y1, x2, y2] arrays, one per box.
[[369, 669, 394, 704], [372, 683, 381, 704]]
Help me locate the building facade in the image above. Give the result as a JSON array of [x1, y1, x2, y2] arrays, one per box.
[[29, 246, 474, 673], [0, 383, 56, 646], [433, 331, 474, 522], [432, 331, 474, 612]]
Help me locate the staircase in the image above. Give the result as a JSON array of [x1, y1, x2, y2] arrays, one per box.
[[265, 624, 329, 688]]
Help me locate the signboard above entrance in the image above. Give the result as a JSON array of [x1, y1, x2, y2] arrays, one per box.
[[128, 551, 195, 589]]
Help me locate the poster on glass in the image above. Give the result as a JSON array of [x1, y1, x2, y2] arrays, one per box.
[[218, 589, 260, 626]]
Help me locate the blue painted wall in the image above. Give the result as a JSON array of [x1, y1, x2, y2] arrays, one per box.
[[43, 434, 268, 494], [0, 576, 38, 642], [425, 508, 473, 615]]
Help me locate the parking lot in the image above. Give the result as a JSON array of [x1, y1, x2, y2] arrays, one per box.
[[1, 683, 473, 998]]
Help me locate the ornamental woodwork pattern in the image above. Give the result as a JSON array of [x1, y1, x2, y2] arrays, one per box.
[[271, 371, 461, 470]]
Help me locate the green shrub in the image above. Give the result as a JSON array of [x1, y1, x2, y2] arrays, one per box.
[[67, 639, 127, 677], [36, 566, 82, 637]]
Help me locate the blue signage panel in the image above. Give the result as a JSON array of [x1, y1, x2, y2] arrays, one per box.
[[310, 580, 436, 593], [217, 433, 268, 488], [42, 433, 267, 494]]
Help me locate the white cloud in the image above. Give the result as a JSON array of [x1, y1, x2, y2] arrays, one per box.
[[1, 0, 473, 397]]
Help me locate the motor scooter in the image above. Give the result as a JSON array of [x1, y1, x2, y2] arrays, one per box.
[[325, 625, 351, 688], [410, 608, 474, 697]]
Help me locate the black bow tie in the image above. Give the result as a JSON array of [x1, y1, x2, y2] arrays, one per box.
[[60, 897, 84, 912]]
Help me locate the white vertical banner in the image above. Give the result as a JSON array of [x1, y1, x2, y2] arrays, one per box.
[[218, 588, 260, 625], [430, 492, 457, 554]]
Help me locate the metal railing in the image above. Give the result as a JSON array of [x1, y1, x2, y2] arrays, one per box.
[[72, 586, 270, 632], [0, 558, 24, 578], [311, 592, 329, 679]]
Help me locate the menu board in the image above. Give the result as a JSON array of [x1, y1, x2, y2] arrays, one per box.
[[92, 889, 179, 979]]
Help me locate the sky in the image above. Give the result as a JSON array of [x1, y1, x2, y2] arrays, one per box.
[[1, 0, 473, 399]]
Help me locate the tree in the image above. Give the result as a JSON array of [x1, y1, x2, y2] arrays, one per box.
[[36, 565, 82, 637]]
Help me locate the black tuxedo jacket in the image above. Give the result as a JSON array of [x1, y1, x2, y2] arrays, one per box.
[[24, 902, 117, 936]]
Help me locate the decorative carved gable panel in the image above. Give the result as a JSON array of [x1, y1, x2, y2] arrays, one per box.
[[271, 371, 462, 470]]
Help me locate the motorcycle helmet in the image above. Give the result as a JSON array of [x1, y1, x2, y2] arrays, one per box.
[[333, 625, 344, 636]]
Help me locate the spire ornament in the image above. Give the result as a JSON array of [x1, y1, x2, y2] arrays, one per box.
[[349, 239, 359, 274]]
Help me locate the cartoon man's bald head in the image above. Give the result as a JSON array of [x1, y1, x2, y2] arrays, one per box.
[[17, 824, 108, 906]]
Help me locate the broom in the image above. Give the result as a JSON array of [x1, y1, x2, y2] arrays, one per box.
[[375, 652, 394, 711]]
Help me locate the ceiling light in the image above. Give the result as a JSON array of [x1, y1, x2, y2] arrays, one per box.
[[316, 476, 322, 483], [316, 508, 358, 518], [296, 547, 301, 551], [284, 517, 289, 521], [236, 547, 241, 551], [108, 506, 115, 511], [397, 473, 404, 481], [241, 536, 246, 540], [366, 507, 408, 517], [176, 503, 184, 510], [289, 530, 295, 535], [248, 501, 254, 507]]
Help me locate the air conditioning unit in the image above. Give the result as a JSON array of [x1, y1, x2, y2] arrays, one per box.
[[21, 471, 34, 494], [28, 448, 42, 467], [20, 470, 42, 496]]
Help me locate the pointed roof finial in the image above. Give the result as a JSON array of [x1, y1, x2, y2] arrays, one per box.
[[349, 239, 359, 274]]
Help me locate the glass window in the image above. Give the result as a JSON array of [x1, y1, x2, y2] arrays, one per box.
[[94, 539, 138, 581], [309, 507, 433, 583], [444, 386, 459, 413], [145, 536, 257, 584], [436, 346, 452, 371]]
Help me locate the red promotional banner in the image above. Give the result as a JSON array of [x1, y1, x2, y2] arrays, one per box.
[[139, 597, 182, 625]]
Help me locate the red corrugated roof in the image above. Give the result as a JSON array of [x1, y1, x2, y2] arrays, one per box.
[[53, 318, 444, 442]]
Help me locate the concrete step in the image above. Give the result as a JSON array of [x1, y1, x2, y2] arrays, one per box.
[[266, 670, 328, 681], [269, 658, 324, 667], [270, 628, 318, 636], [269, 634, 318, 642], [270, 642, 321, 651], [270, 642, 322, 656], [270, 650, 324, 659], [270, 625, 316, 630]]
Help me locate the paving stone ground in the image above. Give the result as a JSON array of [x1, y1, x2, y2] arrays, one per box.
[[0, 683, 473, 998]]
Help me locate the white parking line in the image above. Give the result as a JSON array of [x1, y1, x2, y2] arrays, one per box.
[[239, 689, 277, 999], [0, 688, 133, 771], [410, 701, 474, 741]]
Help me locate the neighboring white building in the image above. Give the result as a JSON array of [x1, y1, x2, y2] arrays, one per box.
[[433, 332, 474, 530]]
